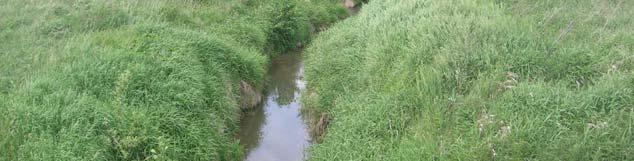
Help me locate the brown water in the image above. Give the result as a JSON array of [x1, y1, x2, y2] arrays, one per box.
[[237, 52, 310, 161]]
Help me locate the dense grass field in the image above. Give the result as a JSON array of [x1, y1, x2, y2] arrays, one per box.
[[3, 0, 633, 160], [304, 0, 633, 160], [0, 0, 345, 160]]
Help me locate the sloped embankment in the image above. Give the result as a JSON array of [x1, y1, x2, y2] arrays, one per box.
[[0, 0, 346, 160], [304, 0, 633, 160]]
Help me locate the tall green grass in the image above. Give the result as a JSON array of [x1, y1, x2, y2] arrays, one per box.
[[304, 0, 633, 160], [0, 0, 345, 160]]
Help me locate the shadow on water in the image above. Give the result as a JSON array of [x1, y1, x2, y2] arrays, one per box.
[[237, 52, 310, 161]]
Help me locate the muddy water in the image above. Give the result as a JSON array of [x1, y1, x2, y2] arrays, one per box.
[[238, 52, 310, 161]]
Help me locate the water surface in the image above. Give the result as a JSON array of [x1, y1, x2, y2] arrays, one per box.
[[238, 53, 310, 161]]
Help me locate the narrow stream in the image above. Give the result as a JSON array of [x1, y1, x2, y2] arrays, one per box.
[[237, 4, 361, 161], [238, 52, 310, 161]]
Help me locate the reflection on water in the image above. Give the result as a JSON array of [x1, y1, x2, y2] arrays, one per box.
[[238, 53, 310, 161]]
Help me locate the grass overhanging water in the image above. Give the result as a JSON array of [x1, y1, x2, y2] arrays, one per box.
[[304, 0, 633, 160], [0, 0, 347, 160], [1, 0, 632, 160]]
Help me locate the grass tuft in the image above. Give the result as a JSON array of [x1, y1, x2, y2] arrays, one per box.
[[0, 0, 344, 160], [305, 0, 634, 160]]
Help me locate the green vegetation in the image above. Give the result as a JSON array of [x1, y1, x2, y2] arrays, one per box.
[[3, 0, 632, 160], [0, 0, 345, 160], [305, 0, 633, 160]]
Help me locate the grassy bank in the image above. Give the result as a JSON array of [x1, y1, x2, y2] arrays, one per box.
[[0, 0, 345, 160], [304, 0, 633, 160]]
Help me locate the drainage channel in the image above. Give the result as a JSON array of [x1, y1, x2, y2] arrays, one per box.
[[237, 3, 362, 161], [237, 52, 309, 161]]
